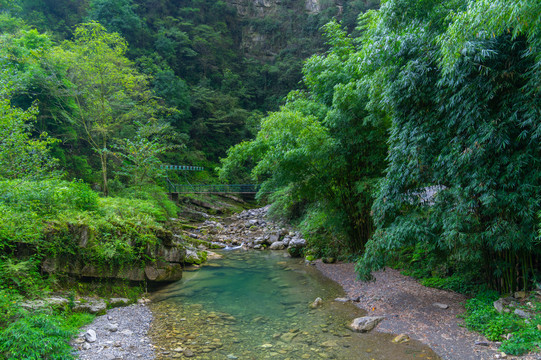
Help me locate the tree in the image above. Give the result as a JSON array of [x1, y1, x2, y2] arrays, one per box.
[[52, 22, 159, 195], [356, 0, 541, 292], [0, 98, 57, 180], [113, 120, 183, 189]]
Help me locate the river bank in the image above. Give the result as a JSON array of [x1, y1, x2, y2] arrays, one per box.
[[72, 206, 540, 360]]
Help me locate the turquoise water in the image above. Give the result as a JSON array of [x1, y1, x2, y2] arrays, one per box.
[[150, 251, 439, 360]]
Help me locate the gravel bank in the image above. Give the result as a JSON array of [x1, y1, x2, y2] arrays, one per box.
[[315, 261, 541, 360], [72, 303, 155, 360]]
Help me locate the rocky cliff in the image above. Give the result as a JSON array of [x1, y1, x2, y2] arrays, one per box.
[[225, 0, 350, 60]]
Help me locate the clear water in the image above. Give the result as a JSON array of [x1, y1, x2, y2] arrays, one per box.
[[149, 251, 440, 360]]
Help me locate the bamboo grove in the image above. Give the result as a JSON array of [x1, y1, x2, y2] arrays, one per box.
[[219, 0, 541, 292]]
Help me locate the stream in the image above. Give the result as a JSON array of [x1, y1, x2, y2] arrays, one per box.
[[149, 250, 440, 360]]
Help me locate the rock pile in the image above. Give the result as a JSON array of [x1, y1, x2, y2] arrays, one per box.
[[187, 206, 308, 257]]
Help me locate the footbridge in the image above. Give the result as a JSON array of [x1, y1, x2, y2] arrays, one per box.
[[167, 183, 261, 194]]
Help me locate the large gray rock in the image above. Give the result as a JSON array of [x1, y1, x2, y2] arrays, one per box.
[[269, 241, 286, 250], [108, 298, 131, 308], [494, 297, 518, 313], [267, 233, 281, 244], [185, 250, 201, 264], [349, 316, 385, 332]]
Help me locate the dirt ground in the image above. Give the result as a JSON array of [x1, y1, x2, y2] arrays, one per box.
[[315, 262, 540, 360]]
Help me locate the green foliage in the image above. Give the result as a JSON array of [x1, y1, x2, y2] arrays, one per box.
[[219, 19, 388, 255], [355, 0, 541, 293], [420, 275, 477, 295], [0, 312, 74, 360], [0, 287, 94, 360], [0, 258, 49, 298], [0, 98, 58, 180], [52, 21, 171, 195], [462, 291, 541, 355]]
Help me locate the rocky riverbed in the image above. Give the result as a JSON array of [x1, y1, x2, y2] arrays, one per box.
[[72, 300, 155, 360], [182, 205, 308, 259]]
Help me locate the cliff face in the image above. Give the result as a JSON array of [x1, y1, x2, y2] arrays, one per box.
[[227, 0, 341, 17], [225, 0, 346, 60]]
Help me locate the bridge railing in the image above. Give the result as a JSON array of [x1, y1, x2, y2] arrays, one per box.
[[168, 183, 261, 194]]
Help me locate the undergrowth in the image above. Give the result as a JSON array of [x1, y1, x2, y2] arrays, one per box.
[[462, 291, 541, 355], [0, 179, 177, 359]]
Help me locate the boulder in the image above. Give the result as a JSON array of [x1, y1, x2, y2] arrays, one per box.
[[280, 332, 298, 342], [514, 309, 531, 319], [267, 233, 281, 244], [287, 238, 307, 257], [269, 241, 286, 250], [21, 297, 69, 311], [494, 297, 518, 313], [185, 250, 201, 264], [349, 316, 385, 332]]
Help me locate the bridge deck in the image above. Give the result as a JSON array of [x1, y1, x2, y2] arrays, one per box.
[[167, 184, 261, 194]]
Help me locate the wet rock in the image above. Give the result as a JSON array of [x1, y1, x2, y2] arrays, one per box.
[[280, 332, 298, 342], [144, 263, 183, 282], [85, 329, 97, 343], [184, 349, 195, 357], [349, 316, 384, 332], [321, 340, 338, 347], [310, 297, 323, 309], [392, 334, 410, 343], [334, 297, 349, 302]]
